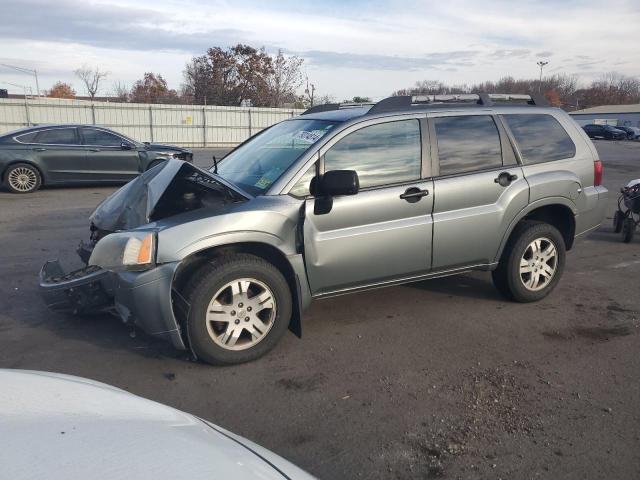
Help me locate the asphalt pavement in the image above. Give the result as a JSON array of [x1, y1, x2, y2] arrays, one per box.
[[0, 141, 639, 479]]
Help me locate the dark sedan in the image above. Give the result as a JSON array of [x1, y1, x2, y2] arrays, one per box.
[[582, 124, 627, 141], [0, 125, 192, 193], [611, 125, 638, 140]]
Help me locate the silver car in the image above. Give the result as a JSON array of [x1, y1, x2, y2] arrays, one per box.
[[0, 369, 316, 480], [40, 94, 608, 365]]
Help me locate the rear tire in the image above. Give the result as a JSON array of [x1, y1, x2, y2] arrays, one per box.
[[613, 210, 624, 233], [492, 221, 566, 303], [184, 254, 292, 365], [4, 163, 42, 193], [622, 218, 635, 243]]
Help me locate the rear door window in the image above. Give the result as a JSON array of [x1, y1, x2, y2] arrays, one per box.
[[323, 119, 421, 188], [34, 128, 78, 145], [434, 115, 502, 175], [82, 128, 124, 147], [503, 114, 575, 163]]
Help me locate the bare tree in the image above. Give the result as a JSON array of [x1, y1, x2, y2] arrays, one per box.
[[74, 64, 109, 99], [267, 50, 304, 107]]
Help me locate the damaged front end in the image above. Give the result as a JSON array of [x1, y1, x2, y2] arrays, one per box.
[[39, 160, 249, 350], [40, 262, 113, 315]]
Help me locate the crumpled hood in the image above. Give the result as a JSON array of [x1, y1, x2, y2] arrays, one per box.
[[89, 160, 249, 232]]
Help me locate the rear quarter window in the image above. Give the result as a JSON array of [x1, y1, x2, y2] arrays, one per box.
[[15, 131, 39, 143], [502, 114, 575, 164]]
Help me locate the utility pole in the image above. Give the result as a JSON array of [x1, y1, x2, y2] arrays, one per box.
[[0, 63, 40, 96], [305, 77, 315, 107], [536, 60, 549, 93]]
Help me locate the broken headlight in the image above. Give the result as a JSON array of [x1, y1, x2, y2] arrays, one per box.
[[88, 231, 156, 271]]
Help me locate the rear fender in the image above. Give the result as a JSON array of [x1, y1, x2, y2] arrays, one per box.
[[494, 196, 577, 262]]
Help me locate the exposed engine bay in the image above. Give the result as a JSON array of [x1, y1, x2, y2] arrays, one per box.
[[77, 161, 248, 263]]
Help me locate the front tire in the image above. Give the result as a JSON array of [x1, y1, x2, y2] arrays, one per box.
[[184, 254, 292, 365], [4, 163, 42, 193], [492, 221, 566, 303]]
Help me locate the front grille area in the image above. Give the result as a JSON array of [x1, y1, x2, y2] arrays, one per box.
[[45, 265, 103, 284]]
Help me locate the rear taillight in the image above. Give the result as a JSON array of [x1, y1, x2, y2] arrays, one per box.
[[594, 160, 603, 186]]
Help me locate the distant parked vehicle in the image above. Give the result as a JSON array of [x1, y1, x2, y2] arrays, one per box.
[[0, 125, 193, 193], [0, 369, 316, 480], [612, 125, 639, 140], [582, 124, 627, 140], [627, 126, 640, 140]]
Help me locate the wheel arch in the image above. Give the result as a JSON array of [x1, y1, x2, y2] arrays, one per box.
[[171, 241, 306, 343], [496, 198, 577, 262], [2, 160, 46, 185]]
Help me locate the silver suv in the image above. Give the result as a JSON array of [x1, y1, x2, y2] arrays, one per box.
[[40, 94, 608, 365]]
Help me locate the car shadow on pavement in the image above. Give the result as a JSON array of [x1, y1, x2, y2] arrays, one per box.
[[582, 228, 628, 244], [405, 272, 504, 301]]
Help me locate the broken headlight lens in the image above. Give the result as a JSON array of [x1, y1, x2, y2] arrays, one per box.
[[88, 231, 156, 271]]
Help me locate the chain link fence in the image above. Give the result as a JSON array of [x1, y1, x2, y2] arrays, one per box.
[[0, 98, 304, 147]]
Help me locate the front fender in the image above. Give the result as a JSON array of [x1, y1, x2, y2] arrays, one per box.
[[169, 228, 312, 310]]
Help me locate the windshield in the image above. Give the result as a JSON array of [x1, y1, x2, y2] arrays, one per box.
[[215, 118, 339, 195]]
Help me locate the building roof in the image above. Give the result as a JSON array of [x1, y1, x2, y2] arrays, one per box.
[[572, 104, 640, 114]]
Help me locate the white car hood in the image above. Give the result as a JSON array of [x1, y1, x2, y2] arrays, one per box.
[[0, 370, 314, 480]]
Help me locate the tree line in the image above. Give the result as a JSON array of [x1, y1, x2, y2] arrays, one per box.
[[393, 73, 640, 110], [48, 45, 310, 108], [45, 45, 640, 111]]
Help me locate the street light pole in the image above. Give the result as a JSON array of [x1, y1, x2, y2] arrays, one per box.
[[536, 61, 549, 93], [0, 63, 41, 96]]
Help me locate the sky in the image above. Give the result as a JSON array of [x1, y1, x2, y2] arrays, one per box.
[[1, 0, 639, 100]]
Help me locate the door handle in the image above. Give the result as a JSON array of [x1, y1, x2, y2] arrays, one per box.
[[400, 187, 429, 203], [33, 147, 46, 152], [494, 172, 518, 187], [87, 148, 101, 152]]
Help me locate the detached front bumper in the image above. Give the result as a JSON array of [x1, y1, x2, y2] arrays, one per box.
[[39, 261, 186, 350]]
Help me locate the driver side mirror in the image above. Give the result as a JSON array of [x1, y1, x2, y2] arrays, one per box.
[[318, 170, 359, 196], [121, 142, 133, 150], [313, 170, 359, 215]]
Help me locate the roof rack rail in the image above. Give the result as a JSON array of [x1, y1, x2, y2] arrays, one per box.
[[487, 93, 549, 106], [367, 92, 549, 115], [301, 92, 550, 116], [301, 103, 340, 115], [301, 102, 376, 116]]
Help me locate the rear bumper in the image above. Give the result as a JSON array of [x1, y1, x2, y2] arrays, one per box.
[[39, 261, 186, 350], [576, 185, 609, 236]]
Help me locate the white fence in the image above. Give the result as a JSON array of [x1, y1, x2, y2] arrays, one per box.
[[0, 98, 304, 147]]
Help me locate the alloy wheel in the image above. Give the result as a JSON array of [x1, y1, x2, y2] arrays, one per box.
[[519, 237, 558, 291], [205, 278, 276, 351], [8, 167, 38, 192]]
